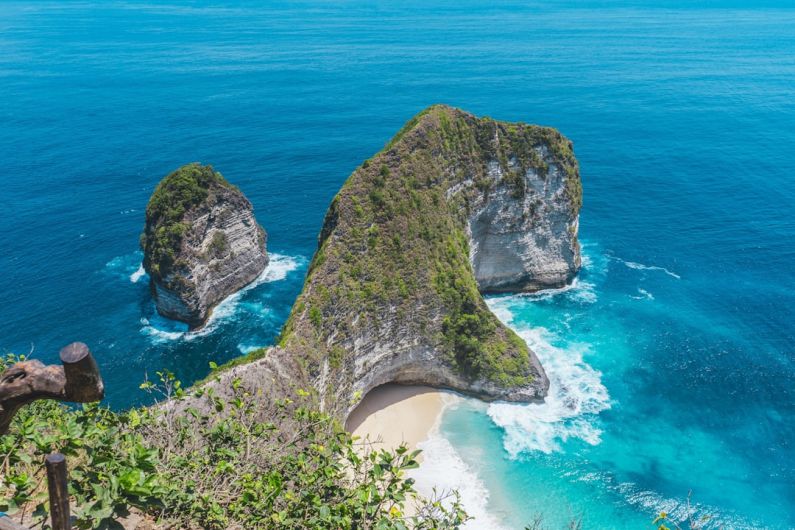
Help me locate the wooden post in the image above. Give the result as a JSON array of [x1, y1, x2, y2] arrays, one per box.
[[45, 453, 70, 530], [60, 343, 104, 403], [0, 342, 104, 434]]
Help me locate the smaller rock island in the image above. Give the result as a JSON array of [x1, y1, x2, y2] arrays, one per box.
[[141, 163, 268, 330]]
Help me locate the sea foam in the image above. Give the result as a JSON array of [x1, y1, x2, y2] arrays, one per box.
[[104, 251, 145, 281], [410, 395, 510, 530], [630, 287, 654, 300], [139, 317, 186, 343], [488, 277, 598, 307], [617, 482, 764, 530], [130, 264, 146, 283], [485, 298, 610, 456], [612, 256, 681, 280], [411, 435, 509, 530], [139, 253, 304, 343]]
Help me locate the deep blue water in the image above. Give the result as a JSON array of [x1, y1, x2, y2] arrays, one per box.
[[1, 1, 793, 528]]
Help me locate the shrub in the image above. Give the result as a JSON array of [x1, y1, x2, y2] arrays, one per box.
[[208, 230, 228, 258], [309, 305, 323, 328], [0, 356, 468, 529]]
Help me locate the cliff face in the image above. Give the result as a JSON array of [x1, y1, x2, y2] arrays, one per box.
[[141, 164, 269, 330], [467, 149, 581, 293], [201, 105, 582, 419]]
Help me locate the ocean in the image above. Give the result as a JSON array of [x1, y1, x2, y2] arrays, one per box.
[[1, 1, 793, 528]]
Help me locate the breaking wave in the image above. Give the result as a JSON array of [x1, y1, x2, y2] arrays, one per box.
[[139, 317, 187, 343], [130, 264, 146, 283], [139, 253, 304, 343], [485, 299, 610, 456], [410, 396, 510, 530]]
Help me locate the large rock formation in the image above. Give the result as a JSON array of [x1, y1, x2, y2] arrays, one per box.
[[467, 148, 581, 292], [141, 163, 268, 330], [198, 105, 582, 420]]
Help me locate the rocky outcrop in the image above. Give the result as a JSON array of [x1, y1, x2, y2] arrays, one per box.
[[467, 153, 581, 292], [196, 105, 582, 421], [141, 163, 268, 330]]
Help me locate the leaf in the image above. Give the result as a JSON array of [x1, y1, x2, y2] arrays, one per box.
[[120, 469, 145, 491]]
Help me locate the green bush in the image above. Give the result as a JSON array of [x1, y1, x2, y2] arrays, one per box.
[[0, 356, 468, 529], [208, 231, 228, 258], [309, 305, 323, 328]]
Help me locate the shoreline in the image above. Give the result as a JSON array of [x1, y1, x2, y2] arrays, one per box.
[[348, 385, 508, 530], [346, 384, 453, 459]]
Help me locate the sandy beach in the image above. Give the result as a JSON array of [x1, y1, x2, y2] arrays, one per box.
[[346, 384, 449, 457]]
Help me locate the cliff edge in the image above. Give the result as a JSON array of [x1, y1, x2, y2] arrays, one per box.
[[201, 105, 581, 418], [141, 163, 269, 330]]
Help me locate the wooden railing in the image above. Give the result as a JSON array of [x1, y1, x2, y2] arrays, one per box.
[[0, 343, 104, 530]]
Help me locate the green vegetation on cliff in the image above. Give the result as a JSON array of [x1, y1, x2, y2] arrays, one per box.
[[2, 107, 585, 529], [141, 163, 234, 280], [279, 104, 579, 389], [0, 356, 466, 529]]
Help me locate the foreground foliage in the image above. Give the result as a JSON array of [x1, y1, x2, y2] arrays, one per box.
[[0, 355, 467, 529]]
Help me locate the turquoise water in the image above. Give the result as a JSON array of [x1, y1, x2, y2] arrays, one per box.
[[1, 1, 793, 528], [420, 244, 794, 528]]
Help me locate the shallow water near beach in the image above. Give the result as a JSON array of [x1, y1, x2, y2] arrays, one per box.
[[1, 1, 793, 527], [420, 242, 794, 528]]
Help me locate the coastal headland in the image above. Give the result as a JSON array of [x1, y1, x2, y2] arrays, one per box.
[[192, 104, 582, 432]]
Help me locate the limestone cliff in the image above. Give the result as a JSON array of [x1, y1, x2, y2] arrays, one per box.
[[141, 163, 268, 330], [467, 146, 581, 293], [201, 105, 582, 419]]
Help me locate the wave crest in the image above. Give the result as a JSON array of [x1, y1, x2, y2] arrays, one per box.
[[486, 300, 611, 456], [139, 253, 304, 343]]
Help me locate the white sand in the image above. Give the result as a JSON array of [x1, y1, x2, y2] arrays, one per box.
[[346, 384, 448, 457]]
